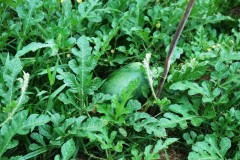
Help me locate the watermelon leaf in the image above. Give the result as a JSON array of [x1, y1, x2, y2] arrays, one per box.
[[159, 104, 203, 129], [127, 112, 166, 138], [61, 139, 76, 160], [188, 135, 231, 160]]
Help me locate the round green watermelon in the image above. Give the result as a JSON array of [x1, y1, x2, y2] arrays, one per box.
[[100, 62, 149, 99]]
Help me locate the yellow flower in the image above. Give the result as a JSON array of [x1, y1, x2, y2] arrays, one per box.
[[77, 0, 82, 3], [207, 48, 212, 52], [156, 21, 161, 29], [60, 0, 64, 3]]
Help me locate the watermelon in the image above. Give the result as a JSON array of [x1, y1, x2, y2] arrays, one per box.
[[100, 62, 149, 99]]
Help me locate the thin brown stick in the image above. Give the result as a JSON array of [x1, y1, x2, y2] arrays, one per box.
[[156, 0, 196, 98]]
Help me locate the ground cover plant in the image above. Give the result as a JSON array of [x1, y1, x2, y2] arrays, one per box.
[[0, 0, 240, 159]]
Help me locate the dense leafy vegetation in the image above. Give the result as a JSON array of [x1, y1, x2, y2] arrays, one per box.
[[0, 0, 240, 159]]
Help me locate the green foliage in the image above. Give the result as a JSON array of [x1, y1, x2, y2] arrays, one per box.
[[183, 131, 204, 145], [132, 138, 178, 160], [127, 112, 166, 138], [60, 139, 76, 160], [188, 135, 231, 160], [98, 80, 141, 125], [0, 56, 23, 108], [0, 110, 50, 158], [170, 81, 222, 103], [1, 0, 240, 159], [57, 35, 102, 113], [159, 104, 203, 129]]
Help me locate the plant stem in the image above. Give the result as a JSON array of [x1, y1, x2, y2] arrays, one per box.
[[164, 149, 170, 160], [156, 0, 196, 98]]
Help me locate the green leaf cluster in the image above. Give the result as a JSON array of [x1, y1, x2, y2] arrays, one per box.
[[1, 0, 240, 159]]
